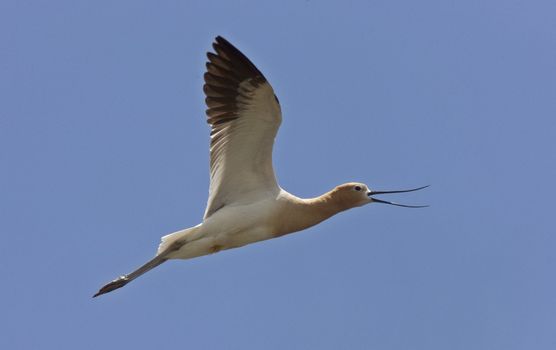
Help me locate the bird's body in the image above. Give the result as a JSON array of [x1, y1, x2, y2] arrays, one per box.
[[160, 185, 366, 260], [94, 36, 426, 297]]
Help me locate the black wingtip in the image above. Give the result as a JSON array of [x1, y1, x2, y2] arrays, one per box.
[[210, 35, 266, 80], [215, 35, 227, 44]]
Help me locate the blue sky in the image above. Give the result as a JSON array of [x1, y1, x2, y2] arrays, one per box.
[[2, 0, 556, 349]]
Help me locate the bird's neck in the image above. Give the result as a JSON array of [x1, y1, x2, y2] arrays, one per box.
[[274, 190, 350, 236]]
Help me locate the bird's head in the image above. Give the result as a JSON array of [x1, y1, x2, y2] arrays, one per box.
[[332, 182, 428, 209]]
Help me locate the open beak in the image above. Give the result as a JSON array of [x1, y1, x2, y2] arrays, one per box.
[[367, 185, 429, 208]]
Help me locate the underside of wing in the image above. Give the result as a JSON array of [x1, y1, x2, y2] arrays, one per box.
[[203, 36, 282, 219]]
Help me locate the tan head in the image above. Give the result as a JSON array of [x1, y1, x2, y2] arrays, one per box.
[[330, 183, 373, 209], [279, 183, 428, 236], [331, 182, 429, 209]]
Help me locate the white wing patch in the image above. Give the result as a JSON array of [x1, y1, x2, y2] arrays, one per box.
[[202, 37, 283, 218]]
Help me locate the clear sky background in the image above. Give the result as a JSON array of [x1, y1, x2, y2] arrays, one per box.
[[2, 1, 555, 349]]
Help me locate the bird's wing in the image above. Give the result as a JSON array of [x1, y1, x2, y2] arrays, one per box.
[[203, 36, 282, 219]]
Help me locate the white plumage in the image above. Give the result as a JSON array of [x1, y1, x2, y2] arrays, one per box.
[[93, 36, 426, 298]]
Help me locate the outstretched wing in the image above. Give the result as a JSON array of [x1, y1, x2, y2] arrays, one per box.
[[203, 36, 282, 219]]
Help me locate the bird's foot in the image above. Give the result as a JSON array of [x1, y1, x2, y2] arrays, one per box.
[[93, 275, 130, 298]]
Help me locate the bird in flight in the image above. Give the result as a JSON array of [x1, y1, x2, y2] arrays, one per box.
[[93, 36, 427, 297]]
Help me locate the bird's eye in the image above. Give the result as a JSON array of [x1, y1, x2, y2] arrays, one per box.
[[354, 186, 362, 191]]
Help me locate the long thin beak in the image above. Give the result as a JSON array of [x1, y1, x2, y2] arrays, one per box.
[[367, 185, 429, 208]]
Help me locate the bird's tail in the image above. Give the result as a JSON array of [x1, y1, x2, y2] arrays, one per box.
[[157, 224, 201, 255]]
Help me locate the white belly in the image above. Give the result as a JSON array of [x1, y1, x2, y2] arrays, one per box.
[[166, 198, 279, 260]]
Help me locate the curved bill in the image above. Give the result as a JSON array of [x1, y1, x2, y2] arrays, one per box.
[[367, 185, 429, 208]]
